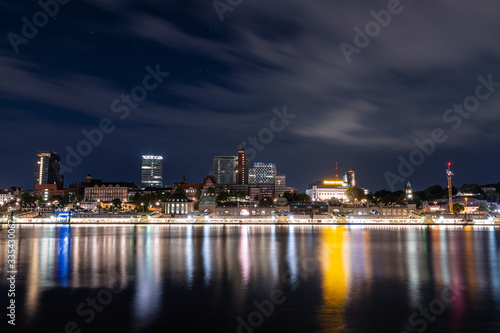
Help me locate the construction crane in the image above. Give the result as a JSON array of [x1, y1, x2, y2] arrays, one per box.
[[446, 163, 454, 212]]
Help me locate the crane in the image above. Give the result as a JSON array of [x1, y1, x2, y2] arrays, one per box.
[[446, 163, 454, 213]]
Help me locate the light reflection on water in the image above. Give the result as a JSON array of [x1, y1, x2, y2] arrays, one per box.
[[0, 224, 499, 332]]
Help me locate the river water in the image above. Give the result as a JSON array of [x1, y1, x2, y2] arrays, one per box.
[[1, 224, 499, 332]]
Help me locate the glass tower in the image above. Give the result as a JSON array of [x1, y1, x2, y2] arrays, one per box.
[[33, 151, 64, 189], [249, 162, 276, 184], [141, 155, 163, 188], [213, 156, 238, 185]]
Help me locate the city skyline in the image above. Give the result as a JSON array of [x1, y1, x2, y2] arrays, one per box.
[[1, 1, 499, 193], [2, 149, 499, 195]]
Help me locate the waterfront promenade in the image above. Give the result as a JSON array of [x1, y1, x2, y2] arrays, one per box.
[[2, 214, 499, 226]]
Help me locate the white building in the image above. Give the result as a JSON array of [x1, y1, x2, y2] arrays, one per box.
[[0, 191, 14, 205], [306, 180, 348, 202]]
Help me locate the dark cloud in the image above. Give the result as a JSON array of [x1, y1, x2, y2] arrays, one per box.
[[1, 0, 499, 191]]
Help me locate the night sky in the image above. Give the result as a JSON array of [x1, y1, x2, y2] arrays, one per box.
[[1, 0, 499, 192]]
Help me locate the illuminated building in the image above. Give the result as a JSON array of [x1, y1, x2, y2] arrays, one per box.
[[213, 156, 238, 185], [328, 203, 417, 218], [161, 193, 194, 216], [141, 155, 163, 189], [237, 148, 248, 185], [34, 184, 79, 201], [248, 162, 276, 184], [343, 169, 357, 187], [405, 181, 413, 201], [306, 180, 348, 202], [275, 175, 286, 197], [84, 182, 138, 202], [33, 151, 64, 189]]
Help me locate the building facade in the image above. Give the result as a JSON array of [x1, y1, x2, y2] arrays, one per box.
[[343, 169, 357, 187], [34, 184, 78, 201], [33, 151, 64, 189], [84, 182, 138, 202], [161, 194, 194, 216], [213, 156, 238, 185], [405, 181, 413, 201], [141, 155, 163, 188], [306, 180, 348, 202], [237, 148, 248, 184], [249, 162, 276, 184], [328, 203, 418, 218], [275, 175, 286, 197]]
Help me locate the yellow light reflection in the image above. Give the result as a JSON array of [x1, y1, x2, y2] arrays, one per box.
[[319, 226, 351, 331]]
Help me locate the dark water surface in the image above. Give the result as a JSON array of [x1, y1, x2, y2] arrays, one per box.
[[1, 224, 500, 333]]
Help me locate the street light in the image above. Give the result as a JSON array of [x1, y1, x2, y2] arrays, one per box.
[[141, 202, 144, 212]]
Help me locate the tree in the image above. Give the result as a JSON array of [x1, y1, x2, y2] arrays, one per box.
[[283, 191, 295, 202], [195, 188, 203, 200], [216, 191, 230, 203], [452, 203, 465, 213], [460, 183, 482, 194], [345, 187, 365, 202], [112, 198, 122, 209], [477, 204, 490, 212], [207, 187, 216, 196], [174, 187, 186, 195], [19, 192, 37, 204], [485, 191, 500, 203], [296, 192, 311, 202], [258, 197, 273, 207]]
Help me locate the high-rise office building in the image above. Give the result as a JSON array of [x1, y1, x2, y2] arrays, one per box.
[[33, 151, 63, 189], [237, 148, 248, 185], [343, 169, 357, 187], [275, 175, 286, 197], [213, 156, 238, 185], [141, 155, 163, 188], [249, 162, 276, 184]]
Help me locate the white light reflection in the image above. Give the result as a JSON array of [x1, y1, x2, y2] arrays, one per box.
[[406, 228, 420, 307], [203, 225, 212, 287], [186, 225, 194, 289], [287, 225, 298, 288], [134, 226, 162, 327], [439, 227, 450, 286], [488, 228, 499, 305], [239, 226, 251, 288], [269, 225, 278, 281]]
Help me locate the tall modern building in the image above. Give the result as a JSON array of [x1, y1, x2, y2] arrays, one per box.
[[213, 156, 238, 185], [33, 151, 63, 189], [237, 148, 248, 185], [343, 169, 357, 187], [141, 155, 163, 189], [275, 175, 286, 197], [249, 162, 276, 184]]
